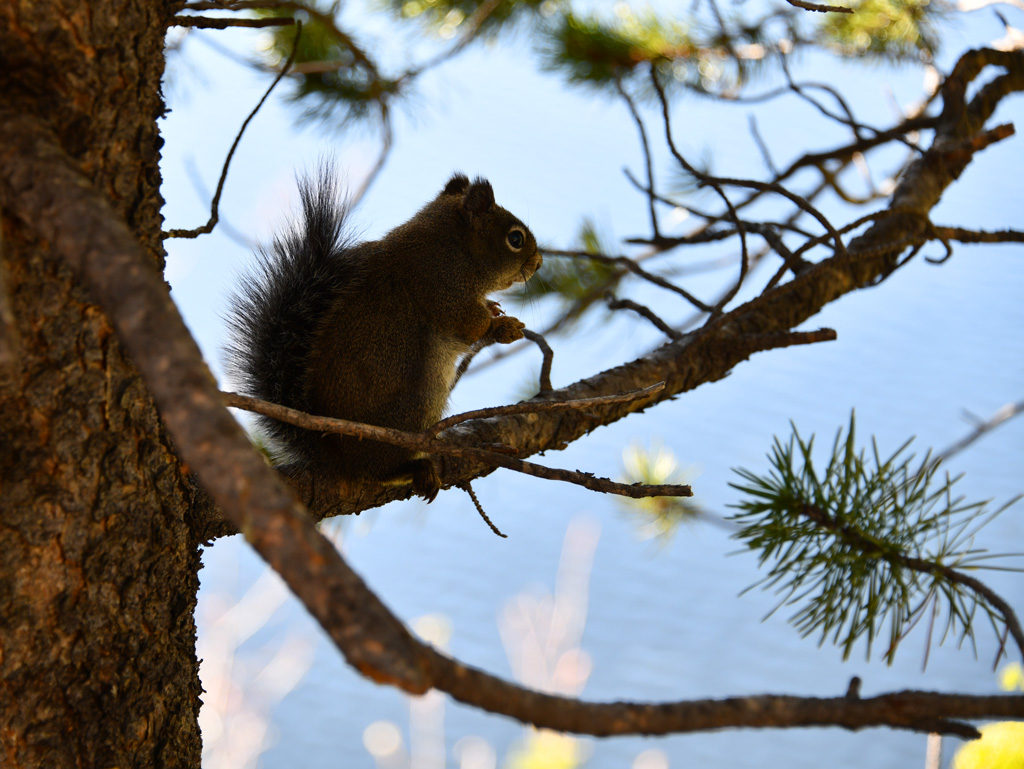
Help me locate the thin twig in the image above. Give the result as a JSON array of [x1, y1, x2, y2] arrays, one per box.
[[704, 112, 938, 230], [347, 108, 393, 208], [785, 0, 853, 12], [620, 167, 821, 243], [932, 226, 1024, 244], [937, 400, 1024, 463], [172, 14, 293, 27], [183, 156, 258, 249], [740, 327, 838, 349], [187, 0, 381, 79], [793, 206, 916, 259], [748, 114, 779, 176], [616, 78, 662, 240], [650, 69, 750, 313], [545, 248, 712, 313], [606, 295, 683, 340], [434, 383, 665, 434], [163, 21, 302, 239], [458, 482, 507, 538], [522, 329, 554, 393]]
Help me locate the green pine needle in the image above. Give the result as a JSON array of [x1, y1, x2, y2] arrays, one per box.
[[729, 412, 1021, 664], [818, 0, 944, 62]]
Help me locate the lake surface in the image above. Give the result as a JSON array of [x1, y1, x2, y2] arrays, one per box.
[[197, 244, 1024, 769]]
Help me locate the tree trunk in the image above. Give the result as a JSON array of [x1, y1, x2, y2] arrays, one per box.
[[0, 2, 202, 766]]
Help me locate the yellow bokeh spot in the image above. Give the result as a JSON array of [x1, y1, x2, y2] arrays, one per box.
[[506, 730, 587, 769], [1000, 662, 1024, 692], [952, 722, 1024, 769]]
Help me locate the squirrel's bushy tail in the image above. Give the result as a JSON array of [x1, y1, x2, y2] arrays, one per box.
[[224, 167, 353, 460]]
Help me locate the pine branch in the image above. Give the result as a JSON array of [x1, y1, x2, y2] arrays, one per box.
[[730, 414, 1023, 663]]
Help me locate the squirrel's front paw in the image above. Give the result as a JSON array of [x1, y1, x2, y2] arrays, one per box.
[[488, 315, 525, 344]]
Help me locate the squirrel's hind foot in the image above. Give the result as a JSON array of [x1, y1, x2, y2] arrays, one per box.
[[383, 457, 441, 502], [409, 457, 441, 502]]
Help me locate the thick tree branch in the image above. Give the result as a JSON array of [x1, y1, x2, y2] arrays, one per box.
[[423, 650, 1022, 737], [430, 383, 664, 433], [0, 110, 432, 694], [220, 390, 692, 501]]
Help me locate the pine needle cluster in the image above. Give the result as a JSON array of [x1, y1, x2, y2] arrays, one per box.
[[729, 413, 1021, 663]]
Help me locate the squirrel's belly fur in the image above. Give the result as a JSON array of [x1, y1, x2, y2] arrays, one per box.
[[224, 167, 541, 496]]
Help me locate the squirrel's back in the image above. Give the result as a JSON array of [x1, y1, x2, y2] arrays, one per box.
[[224, 170, 359, 462]]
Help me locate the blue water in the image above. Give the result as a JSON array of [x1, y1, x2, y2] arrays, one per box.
[[163, 12, 1024, 768], [197, 238, 1024, 769]]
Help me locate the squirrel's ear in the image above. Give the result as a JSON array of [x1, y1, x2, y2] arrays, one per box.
[[463, 178, 494, 215], [443, 173, 470, 195]]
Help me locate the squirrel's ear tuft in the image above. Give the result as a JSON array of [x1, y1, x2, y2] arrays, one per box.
[[443, 173, 470, 195], [463, 178, 494, 215]]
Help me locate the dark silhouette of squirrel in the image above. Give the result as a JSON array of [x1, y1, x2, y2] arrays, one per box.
[[225, 169, 541, 501]]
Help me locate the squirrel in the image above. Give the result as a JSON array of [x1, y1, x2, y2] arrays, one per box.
[[225, 168, 542, 502]]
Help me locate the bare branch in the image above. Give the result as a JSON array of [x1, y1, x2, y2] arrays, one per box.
[[172, 14, 293, 28], [932, 225, 1024, 244], [616, 78, 662, 240], [785, 0, 854, 13], [523, 329, 554, 393], [546, 247, 713, 313], [748, 114, 779, 176], [434, 384, 667, 434], [650, 68, 751, 313], [163, 22, 301, 240], [606, 295, 684, 340], [423, 650, 1023, 737], [458, 482, 507, 538], [187, 0, 382, 80], [937, 400, 1024, 462]]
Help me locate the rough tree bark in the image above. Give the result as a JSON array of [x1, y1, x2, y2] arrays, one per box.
[[0, 2, 202, 767], [1, 0, 1021, 763]]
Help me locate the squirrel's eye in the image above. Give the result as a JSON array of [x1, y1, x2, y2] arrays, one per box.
[[506, 227, 526, 251]]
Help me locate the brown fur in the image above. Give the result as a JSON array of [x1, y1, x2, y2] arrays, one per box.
[[226, 171, 541, 500]]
